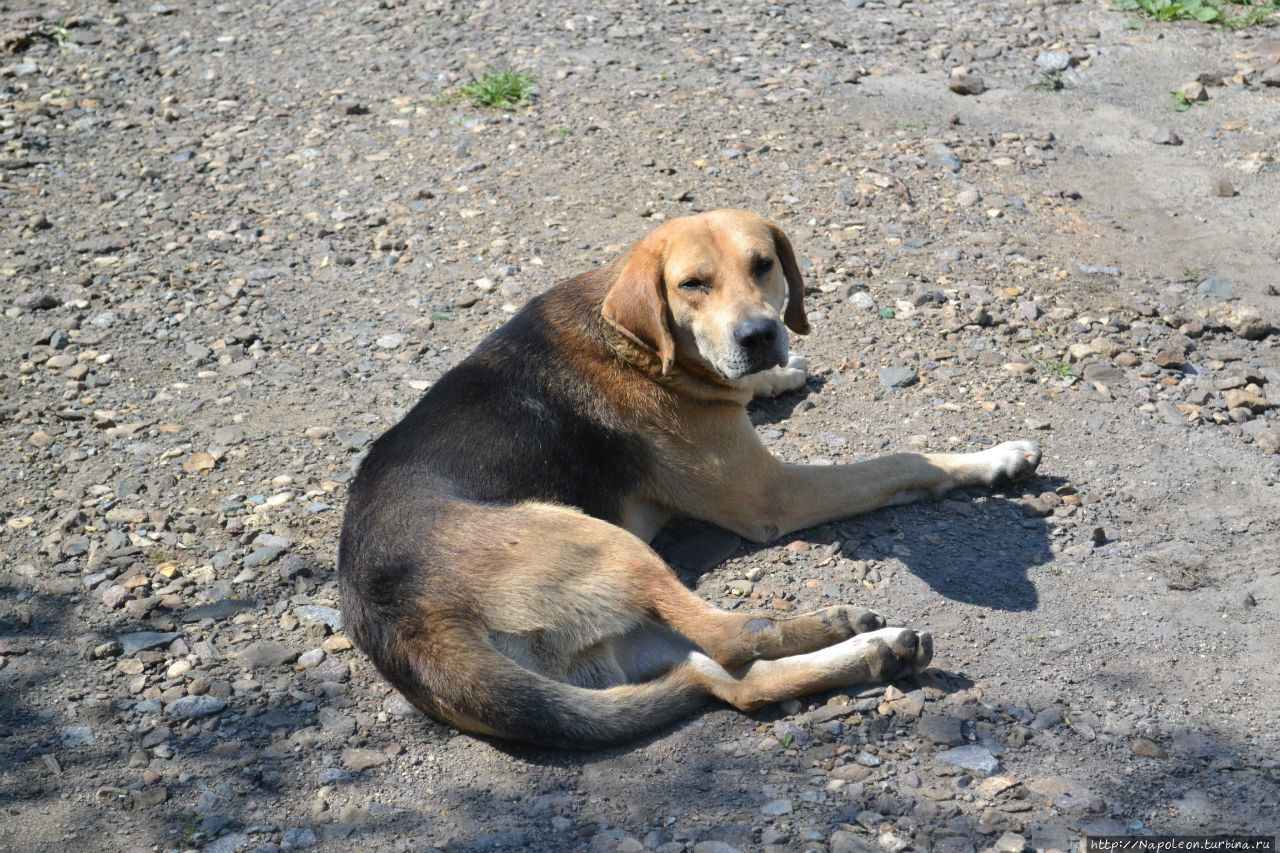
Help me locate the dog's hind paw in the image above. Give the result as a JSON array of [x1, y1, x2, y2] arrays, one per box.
[[974, 439, 1041, 488]]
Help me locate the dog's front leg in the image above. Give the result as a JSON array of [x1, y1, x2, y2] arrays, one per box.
[[668, 411, 1041, 541]]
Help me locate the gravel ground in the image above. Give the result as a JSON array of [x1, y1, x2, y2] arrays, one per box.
[[2, 1, 1279, 851]]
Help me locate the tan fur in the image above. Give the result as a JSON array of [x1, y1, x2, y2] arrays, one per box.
[[339, 210, 1041, 747]]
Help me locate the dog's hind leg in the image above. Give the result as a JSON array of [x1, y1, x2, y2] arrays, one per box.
[[679, 626, 933, 712], [477, 502, 885, 671]]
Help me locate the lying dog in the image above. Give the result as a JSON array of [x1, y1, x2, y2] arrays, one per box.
[[338, 210, 1041, 747]]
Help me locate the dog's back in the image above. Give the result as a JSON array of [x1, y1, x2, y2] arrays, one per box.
[[338, 270, 696, 746]]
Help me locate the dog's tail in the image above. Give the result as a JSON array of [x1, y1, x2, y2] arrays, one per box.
[[343, 593, 709, 749]]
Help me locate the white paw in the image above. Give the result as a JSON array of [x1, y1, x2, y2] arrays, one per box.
[[974, 439, 1042, 487], [746, 355, 808, 399]]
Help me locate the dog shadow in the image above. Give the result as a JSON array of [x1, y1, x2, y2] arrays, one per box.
[[654, 477, 1065, 613]]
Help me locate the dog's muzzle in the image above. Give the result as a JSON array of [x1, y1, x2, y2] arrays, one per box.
[[733, 316, 787, 375]]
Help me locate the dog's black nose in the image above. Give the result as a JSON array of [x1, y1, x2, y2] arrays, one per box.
[[734, 317, 780, 355]]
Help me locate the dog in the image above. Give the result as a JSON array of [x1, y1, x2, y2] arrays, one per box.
[[338, 209, 1041, 748]]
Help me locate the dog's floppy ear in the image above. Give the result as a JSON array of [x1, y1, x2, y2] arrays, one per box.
[[768, 222, 810, 335], [601, 244, 676, 374]]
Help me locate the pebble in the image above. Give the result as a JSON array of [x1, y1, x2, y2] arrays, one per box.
[[281, 827, 318, 849], [165, 694, 227, 720], [1150, 129, 1181, 146], [917, 714, 964, 746], [760, 798, 793, 817], [1198, 276, 1238, 299], [14, 292, 59, 311], [829, 830, 878, 853], [375, 332, 406, 349], [119, 631, 179, 657], [1036, 52, 1071, 73], [995, 832, 1027, 853], [1131, 737, 1167, 758], [1209, 177, 1236, 198], [296, 648, 326, 669], [230, 640, 300, 668], [341, 747, 389, 772], [949, 67, 985, 95], [848, 291, 875, 311], [297, 604, 344, 631], [878, 367, 918, 389], [1180, 81, 1208, 102], [935, 745, 1000, 777]]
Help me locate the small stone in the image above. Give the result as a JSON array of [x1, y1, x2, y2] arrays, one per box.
[[183, 452, 218, 473], [760, 798, 793, 817], [14, 292, 59, 310], [1089, 337, 1122, 358], [375, 332, 406, 349], [1132, 738, 1167, 758], [1027, 775, 1103, 811], [1224, 387, 1268, 412], [1150, 128, 1181, 146], [243, 545, 285, 567], [848, 291, 876, 311], [878, 367, 918, 389], [296, 648, 325, 669], [1035, 52, 1071, 73], [230, 640, 299, 669], [281, 827, 317, 848], [341, 747, 389, 772], [223, 359, 256, 377], [133, 787, 168, 809], [936, 744, 1000, 777], [995, 832, 1027, 853], [318, 707, 357, 737], [102, 584, 130, 608], [322, 635, 353, 653], [949, 67, 985, 95], [1154, 349, 1185, 369], [28, 430, 55, 449], [1209, 177, 1236, 198], [182, 597, 257, 623], [917, 714, 964, 746], [1180, 81, 1208, 102], [1229, 306, 1270, 340], [1021, 498, 1052, 518], [1198, 276, 1238, 299], [829, 831, 878, 853], [119, 631, 179, 657], [297, 604, 344, 632], [166, 694, 227, 720]]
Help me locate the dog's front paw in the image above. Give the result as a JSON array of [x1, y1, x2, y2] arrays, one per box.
[[974, 439, 1042, 487], [747, 355, 808, 399]]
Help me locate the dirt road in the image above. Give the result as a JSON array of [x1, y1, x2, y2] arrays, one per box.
[[2, 1, 1278, 851]]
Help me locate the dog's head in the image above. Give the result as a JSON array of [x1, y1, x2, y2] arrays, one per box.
[[601, 210, 808, 381]]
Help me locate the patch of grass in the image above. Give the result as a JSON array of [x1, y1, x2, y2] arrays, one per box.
[[1112, 0, 1279, 27], [1028, 355, 1080, 378], [46, 21, 72, 47], [458, 67, 537, 109], [1021, 634, 1048, 644], [1171, 90, 1202, 112], [1032, 70, 1064, 91], [777, 732, 794, 748]]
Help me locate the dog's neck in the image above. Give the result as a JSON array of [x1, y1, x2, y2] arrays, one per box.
[[600, 315, 753, 406]]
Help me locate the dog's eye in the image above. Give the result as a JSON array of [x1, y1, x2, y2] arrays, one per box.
[[678, 278, 707, 291], [753, 258, 774, 276]]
